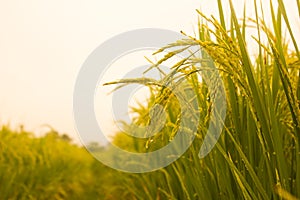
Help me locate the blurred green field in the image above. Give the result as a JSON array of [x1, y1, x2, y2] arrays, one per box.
[[1, 0, 300, 199], [0, 126, 114, 199]]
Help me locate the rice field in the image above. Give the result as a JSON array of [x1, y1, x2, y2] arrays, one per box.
[[1, 0, 300, 199]]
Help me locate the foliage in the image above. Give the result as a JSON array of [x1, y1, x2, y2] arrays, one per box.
[[108, 0, 300, 199]]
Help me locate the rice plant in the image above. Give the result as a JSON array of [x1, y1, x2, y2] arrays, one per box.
[[109, 0, 300, 199]]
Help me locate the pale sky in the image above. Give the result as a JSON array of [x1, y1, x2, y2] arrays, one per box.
[[0, 0, 298, 143]]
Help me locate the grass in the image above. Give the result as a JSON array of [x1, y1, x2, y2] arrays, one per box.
[[107, 0, 300, 199], [1, 0, 300, 199]]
